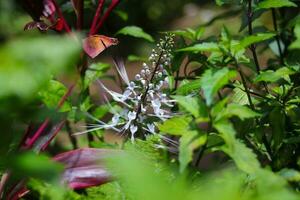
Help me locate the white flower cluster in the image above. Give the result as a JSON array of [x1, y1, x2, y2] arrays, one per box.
[[94, 34, 175, 142]]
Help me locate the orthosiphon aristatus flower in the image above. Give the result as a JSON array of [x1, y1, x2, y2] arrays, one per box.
[[75, 34, 175, 143]]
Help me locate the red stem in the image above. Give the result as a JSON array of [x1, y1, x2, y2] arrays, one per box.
[[89, 0, 105, 36], [23, 83, 76, 149], [50, 0, 72, 33], [25, 118, 50, 149], [91, 0, 120, 35], [76, 0, 84, 30], [41, 120, 66, 151]]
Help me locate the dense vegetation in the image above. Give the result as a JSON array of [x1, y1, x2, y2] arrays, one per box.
[[1, 0, 300, 199]]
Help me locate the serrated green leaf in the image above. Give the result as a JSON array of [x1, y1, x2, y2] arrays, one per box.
[[84, 62, 110, 89], [220, 104, 260, 120], [195, 27, 205, 40], [179, 131, 206, 172], [158, 116, 192, 136], [254, 67, 295, 83], [278, 168, 300, 182], [176, 78, 202, 95], [237, 33, 275, 49], [214, 119, 236, 149], [257, 0, 297, 9], [214, 120, 260, 174], [172, 96, 203, 118], [201, 68, 237, 106], [38, 80, 71, 112], [177, 42, 219, 52], [170, 29, 195, 40], [231, 83, 249, 105], [269, 106, 286, 148], [116, 26, 154, 42], [289, 23, 300, 49], [222, 140, 261, 174]]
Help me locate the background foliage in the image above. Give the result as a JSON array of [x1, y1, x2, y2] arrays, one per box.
[[1, 0, 300, 199]]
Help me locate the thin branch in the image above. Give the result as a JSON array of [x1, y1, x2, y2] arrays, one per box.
[[91, 0, 120, 35], [66, 120, 78, 149], [24, 83, 76, 148], [89, 0, 105, 35], [233, 59, 255, 110], [76, 0, 84, 30], [50, 0, 71, 32], [271, 8, 284, 64], [247, 0, 269, 93]]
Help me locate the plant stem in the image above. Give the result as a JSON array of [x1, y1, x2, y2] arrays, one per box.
[[195, 143, 207, 167], [271, 8, 284, 64], [233, 59, 255, 110], [51, 0, 71, 32], [24, 83, 76, 148], [247, 0, 260, 74], [91, 0, 120, 35], [66, 120, 78, 149], [89, 0, 105, 35], [247, 0, 269, 93], [133, 38, 171, 122], [76, 0, 84, 30]]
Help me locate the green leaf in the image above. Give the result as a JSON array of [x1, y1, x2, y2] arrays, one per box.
[[177, 42, 219, 52], [231, 83, 249, 105], [170, 29, 195, 41], [10, 152, 63, 181], [38, 80, 71, 112], [214, 120, 260, 174], [158, 116, 192, 136], [0, 36, 80, 99], [195, 27, 205, 40], [172, 95, 207, 118], [114, 10, 128, 21], [220, 104, 260, 120], [278, 168, 300, 182], [84, 62, 110, 89], [289, 23, 300, 49], [237, 33, 275, 49], [179, 131, 206, 172], [269, 106, 286, 149], [254, 67, 295, 83], [214, 119, 236, 149], [222, 140, 261, 174], [176, 79, 202, 95], [201, 68, 237, 106], [116, 26, 154, 42], [257, 0, 297, 9], [127, 54, 148, 62]]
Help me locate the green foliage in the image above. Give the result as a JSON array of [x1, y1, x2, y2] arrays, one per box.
[[158, 116, 193, 136], [257, 0, 297, 9], [84, 62, 110, 89], [289, 23, 300, 49], [200, 68, 237, 106], [116, 26, 154, 42], [0, 36, 80, 99], [39, 80, 72, 112], [1, 1, 300, 199], [254, 67, 295, 83]]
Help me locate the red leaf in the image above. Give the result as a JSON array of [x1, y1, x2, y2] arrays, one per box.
[[82, 35, 119, 58], [53, 148, 118, 189]]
